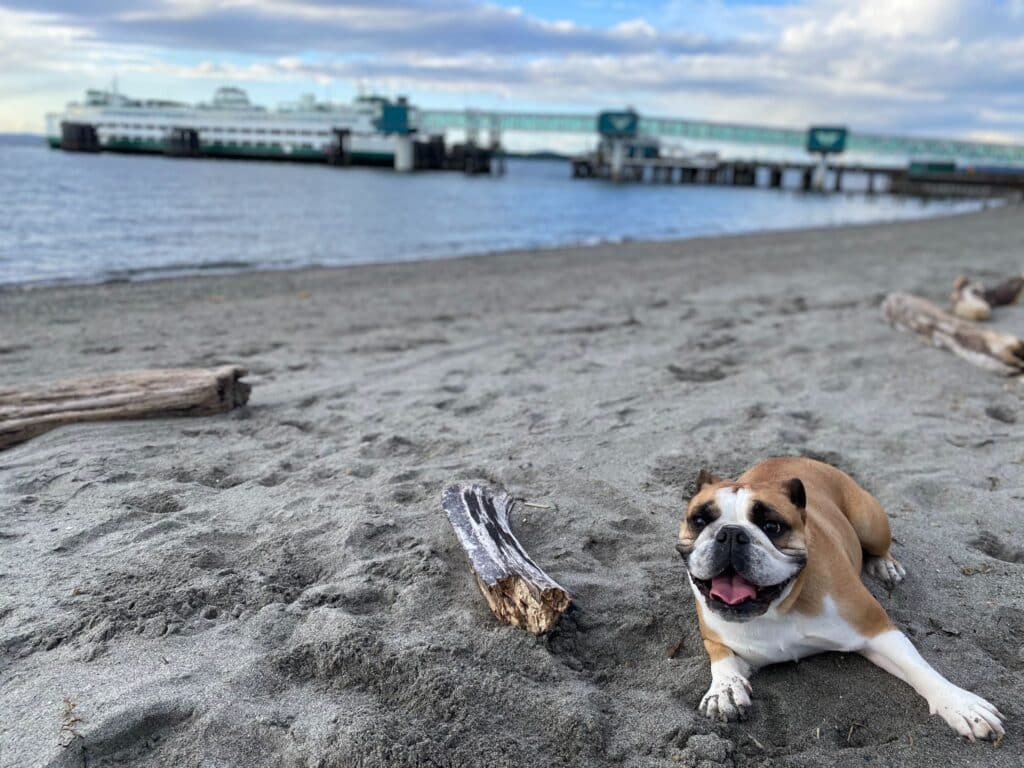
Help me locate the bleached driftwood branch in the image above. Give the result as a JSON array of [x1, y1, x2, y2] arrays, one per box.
[[0, 365, 251, 450], [884, 293, 1024, 375], [443, 483, 570, 634]]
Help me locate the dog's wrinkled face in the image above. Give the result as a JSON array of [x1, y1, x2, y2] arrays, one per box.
[[677, 469, 808, 621]]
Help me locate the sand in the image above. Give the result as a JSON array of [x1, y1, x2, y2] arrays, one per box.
[[1, 206, 1022, 768]]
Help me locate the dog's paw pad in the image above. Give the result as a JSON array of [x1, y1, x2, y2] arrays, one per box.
[[931, 687, 1004, 741], [699, 676, 751, 722], [865, 556, 905, 589]]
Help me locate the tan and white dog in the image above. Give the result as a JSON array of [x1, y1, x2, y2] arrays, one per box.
[[676, 457, 1005, 741]]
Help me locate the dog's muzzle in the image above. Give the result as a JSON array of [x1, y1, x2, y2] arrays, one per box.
[[708, 525, 753, 575]]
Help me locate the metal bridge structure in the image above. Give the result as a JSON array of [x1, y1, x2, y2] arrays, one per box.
[[420, 109, 1024, 166]]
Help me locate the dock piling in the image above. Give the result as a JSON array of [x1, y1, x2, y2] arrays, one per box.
[[394, 135, 414, 172], [833, 167, 844, 193]]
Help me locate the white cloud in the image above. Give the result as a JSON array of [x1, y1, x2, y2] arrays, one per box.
[[0, 0, 1023, 143]]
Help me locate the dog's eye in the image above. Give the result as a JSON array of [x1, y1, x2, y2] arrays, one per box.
[[690, 515, 708, 529], [761, 521, 785, 537]]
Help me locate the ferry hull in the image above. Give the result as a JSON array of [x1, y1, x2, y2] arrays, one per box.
[[45, 135, 397, 166]]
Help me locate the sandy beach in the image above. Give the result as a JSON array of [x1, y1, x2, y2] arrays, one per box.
[[2, 206, 1023, 767]]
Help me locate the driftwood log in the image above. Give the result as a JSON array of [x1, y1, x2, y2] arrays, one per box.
[[950, 276, 992, 321], [884, 293, 1024, 375], [0, 365, 250, 450], [983, 275, 1024, 308], [951, 274, 1024, 320], [443, 483, 570, 634]]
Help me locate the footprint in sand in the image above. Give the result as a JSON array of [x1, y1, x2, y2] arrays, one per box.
[[970, 531, 1024, 563]]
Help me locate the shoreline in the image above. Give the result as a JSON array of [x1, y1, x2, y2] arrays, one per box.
[[2, 206, 1022, 767], [0, 199, 1001, 294]]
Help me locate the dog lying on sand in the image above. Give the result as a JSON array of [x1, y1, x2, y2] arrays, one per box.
[[676, 457, 1004, 741]]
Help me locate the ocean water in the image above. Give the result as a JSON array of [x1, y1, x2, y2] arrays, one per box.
[[0, 137, 986, 286]]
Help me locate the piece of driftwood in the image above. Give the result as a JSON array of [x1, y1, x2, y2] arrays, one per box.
[[951, 276, 992, 321], [950, 274, 1024, 321], [443, 483, 570, 634], [884, 293, 1024, 375], [0, 365, 250, 450], [983, 275, 1024, 308]]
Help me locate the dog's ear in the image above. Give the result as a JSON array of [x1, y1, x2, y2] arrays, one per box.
[[696, 468, 722, 490], [784, 478, 806, 513]]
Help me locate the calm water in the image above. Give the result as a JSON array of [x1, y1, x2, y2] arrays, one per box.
[[0, 137, 985, 286]]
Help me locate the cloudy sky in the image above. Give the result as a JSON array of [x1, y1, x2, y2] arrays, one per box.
[[2, 0, 1023, 143]]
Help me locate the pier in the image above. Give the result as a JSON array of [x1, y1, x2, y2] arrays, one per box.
[[571, 153, 1024, 200], [571, 155, 900, 194], [568, 112, 1024, 200]]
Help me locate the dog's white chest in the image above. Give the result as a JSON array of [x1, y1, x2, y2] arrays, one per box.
[[698, 592, 866, 668]]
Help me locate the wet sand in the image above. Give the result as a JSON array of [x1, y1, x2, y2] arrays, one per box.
[[1, 206, 1022, 767]]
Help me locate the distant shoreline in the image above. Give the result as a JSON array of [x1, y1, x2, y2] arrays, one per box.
[[0, 132, 44, 143]]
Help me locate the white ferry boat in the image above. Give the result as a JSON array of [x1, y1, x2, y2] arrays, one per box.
[[45, 86, 419, 165]]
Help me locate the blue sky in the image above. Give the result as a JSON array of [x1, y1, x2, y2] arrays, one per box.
[[1, 0, 1023, 144]]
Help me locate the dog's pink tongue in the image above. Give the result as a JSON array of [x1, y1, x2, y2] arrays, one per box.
[[710, 574, 757, 605]]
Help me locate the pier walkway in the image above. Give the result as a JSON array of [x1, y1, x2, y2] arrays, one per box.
[[422, 110, 1024, 166]]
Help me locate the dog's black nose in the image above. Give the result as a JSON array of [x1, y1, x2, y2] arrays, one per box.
[[715, 525, 750, 545]]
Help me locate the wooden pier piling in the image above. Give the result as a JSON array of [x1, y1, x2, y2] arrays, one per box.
[[833, 167, 844, 193]]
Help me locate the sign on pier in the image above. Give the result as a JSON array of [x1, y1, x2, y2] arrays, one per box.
[[597, 111, 639, 139], [807, 126, 848, 154]]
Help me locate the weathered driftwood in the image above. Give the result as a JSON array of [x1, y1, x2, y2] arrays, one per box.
[[0, 366, 250, 450], [951, 276, 992, 321], [443, 483, 570, 634], [884, 293, 1024, 375], [983, 275, 1024, 308], [951, 274, 1024, 321]]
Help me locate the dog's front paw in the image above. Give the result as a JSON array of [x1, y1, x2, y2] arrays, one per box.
[[699, 675, 752, 722], [930, 686, 1004, 741], [864, 555, 905, 589]]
